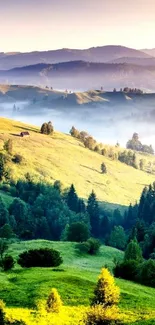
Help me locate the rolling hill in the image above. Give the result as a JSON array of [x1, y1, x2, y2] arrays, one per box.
[[0, 117, 155, 208], [0, 240, 155, 325], [0, 45, 151, 70], [1, 60, 155, 90]]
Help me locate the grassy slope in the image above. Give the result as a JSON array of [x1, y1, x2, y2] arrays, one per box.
[[0, 240, 155, 324], [0, 117, 155, 207]]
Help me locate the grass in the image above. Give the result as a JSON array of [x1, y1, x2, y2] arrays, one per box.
[[0, 240, 155, 325], [0, 117, 155, 208]]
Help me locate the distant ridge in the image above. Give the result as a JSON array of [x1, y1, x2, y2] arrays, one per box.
[[0, 45, 151, 70]]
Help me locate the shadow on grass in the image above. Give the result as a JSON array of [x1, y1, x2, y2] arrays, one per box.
[[14, 125, 39, 133]]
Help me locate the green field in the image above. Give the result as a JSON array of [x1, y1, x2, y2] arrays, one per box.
[[0, 240, 155, 324]]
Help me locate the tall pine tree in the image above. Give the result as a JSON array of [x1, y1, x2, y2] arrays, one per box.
[[87, 190, 100, 237]]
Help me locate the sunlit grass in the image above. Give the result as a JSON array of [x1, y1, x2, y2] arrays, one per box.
[[0, 117, 155, 208]]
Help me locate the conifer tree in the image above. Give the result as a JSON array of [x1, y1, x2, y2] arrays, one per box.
[[46, 288, 62, 313], [92, 268, 120, 307], [87, 191, 100, 237], [0, 198, 9, 228], [67, 184, 78, 213]]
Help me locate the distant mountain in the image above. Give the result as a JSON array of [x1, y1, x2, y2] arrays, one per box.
[[109, 57, 155, 66], [0, 60, 155, 91], [141, 49, 155, 57], [0, 45, 151, 70]]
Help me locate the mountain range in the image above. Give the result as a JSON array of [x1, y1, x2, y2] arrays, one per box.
[[0, 45, 155, 91]]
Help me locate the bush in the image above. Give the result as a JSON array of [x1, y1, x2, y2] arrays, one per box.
[[101, 162, 107, 174], [12, 154, 23, 164], [0, 300, 5, 325], [77, 238, 101, 255], [46, 288, 62, 313], [114, 260, 139, 282], [85, 305, 120, 325], [1, 255, 15, 271], [18, 248, 63, 268]]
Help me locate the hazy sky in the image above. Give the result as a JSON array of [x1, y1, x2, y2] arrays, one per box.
[[1, 0, 155, 52]]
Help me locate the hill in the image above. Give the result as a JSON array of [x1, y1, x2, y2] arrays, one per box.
[[0, 45, 151, 70], [0, 240, 155, 324], [0, 117, 155, 208], [1, 61, 155, 90]]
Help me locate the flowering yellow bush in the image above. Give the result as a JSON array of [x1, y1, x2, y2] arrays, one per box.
[[46, 288, 62, 313], [92, 268, 120, 307], [85, 305, 120, 325]]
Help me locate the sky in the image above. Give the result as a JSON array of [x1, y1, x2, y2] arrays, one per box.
[[0, 0, 155, 52]]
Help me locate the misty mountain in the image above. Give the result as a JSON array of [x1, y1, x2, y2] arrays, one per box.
[[141, 49, 155, 57], [0, 45, 151, 70], [1, 61, 155, 91], [109, 57, 155, 66]]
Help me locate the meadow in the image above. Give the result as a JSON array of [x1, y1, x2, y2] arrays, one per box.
[[0, 240, 155, 324], [0, 117, 155, 209]]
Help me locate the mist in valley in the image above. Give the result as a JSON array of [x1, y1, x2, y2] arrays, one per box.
[[1, 99, 155, 150]]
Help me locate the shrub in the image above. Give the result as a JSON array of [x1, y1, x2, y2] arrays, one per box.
[[0, 239, 8, 261], [114, 260, 139, 282], [1, 255, 15, 271], [92, 268, 120, 307], [78, 238, 101, 255], [0, 300, 5, 325], [18, 248, 63, 268], [46, 288, 62, 313], [101, 162, 107, 174], [85, 305, 120, 325], [12, 154, 23, 164]]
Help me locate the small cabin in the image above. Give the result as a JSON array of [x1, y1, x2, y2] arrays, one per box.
[[20, 131, 30, 137]]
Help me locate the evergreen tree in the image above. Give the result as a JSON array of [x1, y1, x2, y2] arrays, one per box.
[[67, 184, 79, 213], [0, 198, 9, 228], [92, 268, 120, 307], [100, 214, 110, 237], [87, 191, 100, 238]]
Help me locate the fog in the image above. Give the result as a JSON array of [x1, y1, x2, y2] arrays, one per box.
[[1, 99, 155, 149]]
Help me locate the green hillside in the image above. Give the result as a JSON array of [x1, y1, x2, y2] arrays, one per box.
[[0, 240, 155, 324], [0, 117, 155, 207]]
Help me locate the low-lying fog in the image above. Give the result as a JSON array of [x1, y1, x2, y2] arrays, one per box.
[[0, 101, 155, 149]]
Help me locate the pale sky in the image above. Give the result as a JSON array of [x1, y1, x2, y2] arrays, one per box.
[[0, 0, 155, 52]]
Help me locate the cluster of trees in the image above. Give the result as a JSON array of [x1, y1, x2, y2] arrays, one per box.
[[40, 121, 54, 135], [122, 87, 143, 94], [70, 126, 153, 171], [124, 183, 155, 259], [114, 239, 155, 288], [126, 133, 154, 155], [0, 179, 113, 242]]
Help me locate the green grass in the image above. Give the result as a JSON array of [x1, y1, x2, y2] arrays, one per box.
[[0, 117, 155, 208], [0, 240, 155, 313], [0, 240, 155, 324]]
